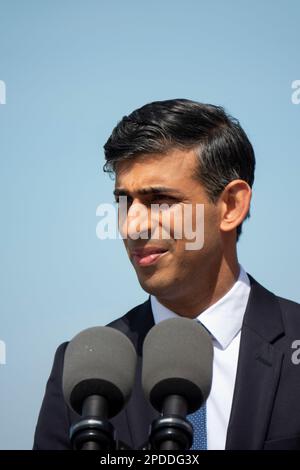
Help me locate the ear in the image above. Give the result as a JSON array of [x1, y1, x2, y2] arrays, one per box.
[[219, 180, 252, 234]]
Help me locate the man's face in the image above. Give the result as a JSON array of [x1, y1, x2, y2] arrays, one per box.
[[114, 148, 223, 302]]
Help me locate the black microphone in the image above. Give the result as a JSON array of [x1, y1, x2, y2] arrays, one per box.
[[142, 317, 213, 450], [62, 326, 137, 450]]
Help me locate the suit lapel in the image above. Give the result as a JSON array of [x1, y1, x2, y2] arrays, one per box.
[[225, 275, 285, 449]]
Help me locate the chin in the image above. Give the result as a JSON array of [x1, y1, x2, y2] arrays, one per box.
[[137, 275, 174, 297]]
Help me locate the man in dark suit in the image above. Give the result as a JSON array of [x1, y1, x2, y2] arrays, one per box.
[[33, 99, 300, 450]]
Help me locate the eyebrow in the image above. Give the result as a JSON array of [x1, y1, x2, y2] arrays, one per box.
[[113, 186, 184, 198]]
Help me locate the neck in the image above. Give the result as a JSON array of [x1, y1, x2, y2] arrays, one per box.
[[155, 257, 240, 319]]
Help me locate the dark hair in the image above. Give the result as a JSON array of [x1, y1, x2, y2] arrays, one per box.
[[103, 98, 255, 240]]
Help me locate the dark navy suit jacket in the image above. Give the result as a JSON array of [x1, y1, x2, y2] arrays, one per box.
[[33, 274, 300, 450]]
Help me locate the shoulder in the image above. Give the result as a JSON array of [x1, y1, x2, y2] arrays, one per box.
[[277, 295, 300, 312], [53, 299, 152, 360], [52, 341, 69, 369], [276, 295, 300, 332]]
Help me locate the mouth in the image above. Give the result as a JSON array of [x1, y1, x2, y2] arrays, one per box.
[[130, 247, 169, 267]]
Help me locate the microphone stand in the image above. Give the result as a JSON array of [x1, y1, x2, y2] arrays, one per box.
[[70, 395, 131, 450], [148, 394, 194, 451]]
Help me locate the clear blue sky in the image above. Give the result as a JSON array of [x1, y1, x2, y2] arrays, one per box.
[[0, 0, 299, 449]]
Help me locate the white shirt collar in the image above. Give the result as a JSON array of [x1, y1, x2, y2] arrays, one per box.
[[150, 264, 251, 350]]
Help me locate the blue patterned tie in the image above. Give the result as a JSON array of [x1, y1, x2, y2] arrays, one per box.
[[187, 319, 209, 450], [188, 403, 207, 450]]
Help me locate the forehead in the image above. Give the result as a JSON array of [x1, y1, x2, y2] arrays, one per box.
[[115, 148, 198, 188]]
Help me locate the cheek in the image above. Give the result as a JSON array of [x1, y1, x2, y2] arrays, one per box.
[[171, 240, 195, 266], [203, 206, 220, 238], [159, 205, 188, 242]]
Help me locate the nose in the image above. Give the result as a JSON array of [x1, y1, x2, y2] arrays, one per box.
[[119, 200, 151, 240]]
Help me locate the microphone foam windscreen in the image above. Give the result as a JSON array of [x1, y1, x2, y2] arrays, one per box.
[[142, 317, 213, 413], [63, 326, 137, 417]]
